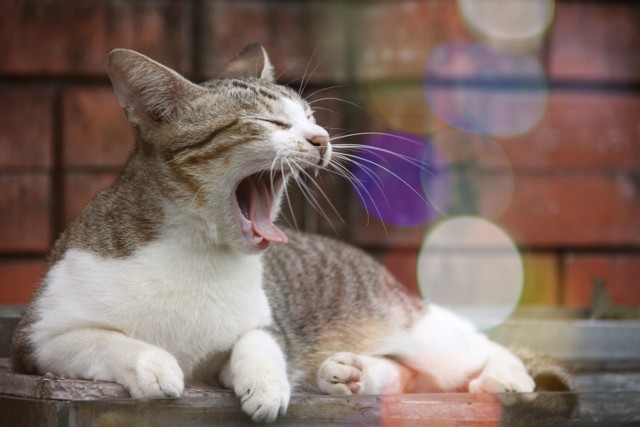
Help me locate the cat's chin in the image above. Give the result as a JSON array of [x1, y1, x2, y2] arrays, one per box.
[[235, 170, 289, 251]]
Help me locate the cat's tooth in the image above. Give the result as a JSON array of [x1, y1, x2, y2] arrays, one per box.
[[253, 235, 263, 244], [314, 168, 319, 178]]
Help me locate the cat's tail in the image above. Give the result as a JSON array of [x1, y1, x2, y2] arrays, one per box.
[[509, 348, 578, 420], [514, 348, 573, 393]]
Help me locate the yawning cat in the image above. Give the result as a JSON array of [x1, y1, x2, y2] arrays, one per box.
[[10, 44, 569, 423]]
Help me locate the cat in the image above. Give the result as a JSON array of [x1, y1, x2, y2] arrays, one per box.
[[10, 43, 571, 423]]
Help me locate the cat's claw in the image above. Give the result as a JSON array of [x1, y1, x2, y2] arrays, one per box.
[[122, 347, 184, 399], [233, 365, 290, 423], [318, 352, 364, 395]]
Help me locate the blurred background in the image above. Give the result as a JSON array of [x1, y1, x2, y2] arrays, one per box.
[[0, 0, 639, 328]]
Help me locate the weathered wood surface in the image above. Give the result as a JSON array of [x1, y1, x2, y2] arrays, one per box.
[[3, 360, 640, 426], [2, 307, 640, 425], [0, 359, 232, 401]]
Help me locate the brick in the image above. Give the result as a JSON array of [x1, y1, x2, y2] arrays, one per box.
[[361, 81, 439, 134], [348, 172, 640, 249], [0, 86, 54, 169], [353, 0, 468, 81], [501, 174, 640, 247], [0, 174, 51, 253], [564, 254, 640, 308], [498, 92, 640, 170], [0, 259, 46, 305], [0, 0, 192, 76], [62, 88, 134, 168], [549, 3, 640, 83], [198, 0, 347, 83], [64, 171, 119, 226], [519, 254, 560, 306], [424, 42, 549, 139], [381, 248, 421, 296], [360, 90, 640, 171]]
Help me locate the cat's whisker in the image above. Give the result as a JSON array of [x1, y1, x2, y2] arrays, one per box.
[[275, 61, 299, 83], [310, 156, 388, 233], [330, 150, 387, 180], [309, 106, 344, 119], [286, 160, 329, 226], [298, 44, 320, 96], [286, 161, 317, 212], [331, 137, 426, 156], [280, 161, 300, 232], [269, 157, 280, 201], [331, 150, 390, 178], [330, 131, 425, 145], [305, 83, 352, 100], [339, 152, 429, 206], [307, 97, 365, 112], [325, 127, 351, 134], [295, 161, 346, 226], [290, 163, 343, 233], [329, 153, 387, 193], [333, 142, 434, 176], [300, 61, 322, 97]]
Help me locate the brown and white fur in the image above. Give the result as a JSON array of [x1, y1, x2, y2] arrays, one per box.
[[10, 44, 569, 423]]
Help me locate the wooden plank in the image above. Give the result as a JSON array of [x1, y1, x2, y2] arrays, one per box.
[[0, 364, 232, 401]]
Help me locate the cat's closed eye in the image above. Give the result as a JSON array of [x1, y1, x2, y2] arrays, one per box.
[[258, 118, 291, 129]]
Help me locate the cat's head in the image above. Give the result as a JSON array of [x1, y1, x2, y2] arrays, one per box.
[[107, 44, 331, 253]]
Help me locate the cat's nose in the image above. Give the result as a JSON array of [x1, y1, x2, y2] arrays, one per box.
[[306, 132, 331, 166]]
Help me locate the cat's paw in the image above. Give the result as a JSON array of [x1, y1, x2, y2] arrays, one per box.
[[232, 362, 290, 423], [468, 364, 535, 394], [121, 347, 184, 399], [317, 352, 364, 395]]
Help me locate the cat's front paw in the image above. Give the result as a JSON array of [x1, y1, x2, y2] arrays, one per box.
[[317, 352, 364, 395], [120, 347, 184, 399], [233, 363, 290, 423], [468, 364, 535, 394]]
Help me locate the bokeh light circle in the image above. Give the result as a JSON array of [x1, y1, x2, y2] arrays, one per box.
[[420, 129, 514, 219], [425, 41, 548, 137], [417, 217, 523, 330], [458, 0, 555, 50], [350, 132, 438, 227]]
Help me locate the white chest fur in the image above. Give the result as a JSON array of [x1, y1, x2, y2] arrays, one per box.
[[32, 237, 272, 380]]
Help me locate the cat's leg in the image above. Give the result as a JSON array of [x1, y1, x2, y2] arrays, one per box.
[[317, 352, 414, 395], [32, 328, 184, 398], [219, 328, 290, 423], [397, 304, 535, 393]]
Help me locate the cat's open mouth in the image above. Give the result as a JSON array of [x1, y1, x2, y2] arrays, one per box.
[[235, 171, 288, 250]]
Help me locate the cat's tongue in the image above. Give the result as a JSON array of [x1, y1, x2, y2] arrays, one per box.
[[247, 176, 288, 248]]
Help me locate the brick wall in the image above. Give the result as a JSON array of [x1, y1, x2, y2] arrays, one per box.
[[1, 0, 638, 311]]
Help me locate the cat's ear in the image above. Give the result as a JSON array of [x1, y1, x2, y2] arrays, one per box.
[[219, 43, 275, 82], [107, 49, 204, 126]]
